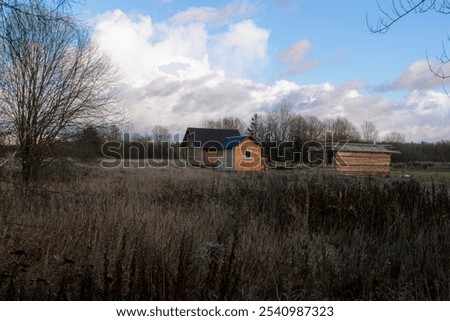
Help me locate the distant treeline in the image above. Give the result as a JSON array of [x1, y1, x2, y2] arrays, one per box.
[[391, 141, 450, 163], [100, 139, 450, 164], [1, 125, 450, 164], [3, 140, 450, 165]]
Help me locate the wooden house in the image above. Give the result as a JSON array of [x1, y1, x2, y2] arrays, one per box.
[[181, 127, 240, 167], [216, 135, 264, 171], [327, 143, 400, 177], [181, 128, 264, 171]]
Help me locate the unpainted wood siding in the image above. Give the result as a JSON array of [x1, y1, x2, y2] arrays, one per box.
[[203, 150, 219, 167], [234, 138, 263, 171], [335, 151, 391, 177]]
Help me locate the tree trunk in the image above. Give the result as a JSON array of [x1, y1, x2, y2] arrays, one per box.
[[21, 145, 33, 183]]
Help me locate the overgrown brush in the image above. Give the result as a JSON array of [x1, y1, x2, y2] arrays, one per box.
[[0, 166, 448, 300]]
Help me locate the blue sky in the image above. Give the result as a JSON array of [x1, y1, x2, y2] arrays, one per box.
[[74, 0, 450, 141]]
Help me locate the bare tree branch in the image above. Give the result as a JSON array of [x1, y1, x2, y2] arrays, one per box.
[[369, 1, 450, 87], [0, 0, 75, 23], [0, 0, 119, 182], [360, 121, 379, 143], [367, 0, 434, 33]]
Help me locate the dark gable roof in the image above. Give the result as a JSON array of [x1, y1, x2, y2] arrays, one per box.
[[216, 135, 258, 150], [181, 127, 240, 149]]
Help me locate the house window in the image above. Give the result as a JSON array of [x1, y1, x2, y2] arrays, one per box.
[[245, 150, 252, 159]]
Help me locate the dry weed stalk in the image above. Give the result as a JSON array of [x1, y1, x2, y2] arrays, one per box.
[[0, 164, 448, 300]]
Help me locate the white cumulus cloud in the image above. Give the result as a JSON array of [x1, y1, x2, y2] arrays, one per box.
[[209, 20, 270, 77], [171, 1, 256, 25], [93, 8, 450, 142]]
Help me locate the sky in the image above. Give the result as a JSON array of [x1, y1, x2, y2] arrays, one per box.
[[74, 0, 450, 142]]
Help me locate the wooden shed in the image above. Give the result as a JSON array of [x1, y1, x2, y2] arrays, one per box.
[[181, 127, 240, 167], [327, 143, 400, 178], [216, 135, 264, 171]]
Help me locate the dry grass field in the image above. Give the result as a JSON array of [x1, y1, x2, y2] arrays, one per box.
[[0, 161, 449, 300]]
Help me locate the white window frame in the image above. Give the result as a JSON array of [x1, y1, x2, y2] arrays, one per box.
[[245, 150, 252, 159]]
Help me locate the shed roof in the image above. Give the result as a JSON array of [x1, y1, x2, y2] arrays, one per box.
[[181, 127, 240, 149], [215, 135, 258, 150], [332, 143, 400, 154]]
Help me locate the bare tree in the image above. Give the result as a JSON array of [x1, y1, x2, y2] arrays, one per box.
[[382, 131, 406, 143], [360, 120, 379, 143], [325, 117, 361, 142], [0, 126, 6, 158], [221, 116, 246, 133], [0, 0, 118, 182], [202, 116, 246, 133], [264, 102, 292, 141], [152, 125, 171, 142], [274, 102, 292, 141], [290, 115, 327, 142], [201, 118, 218, 129], [263, 111, 278, 141], [0, 0, 71, 17], [304, 115, 326, 142], [288, 114, 307, 141]]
